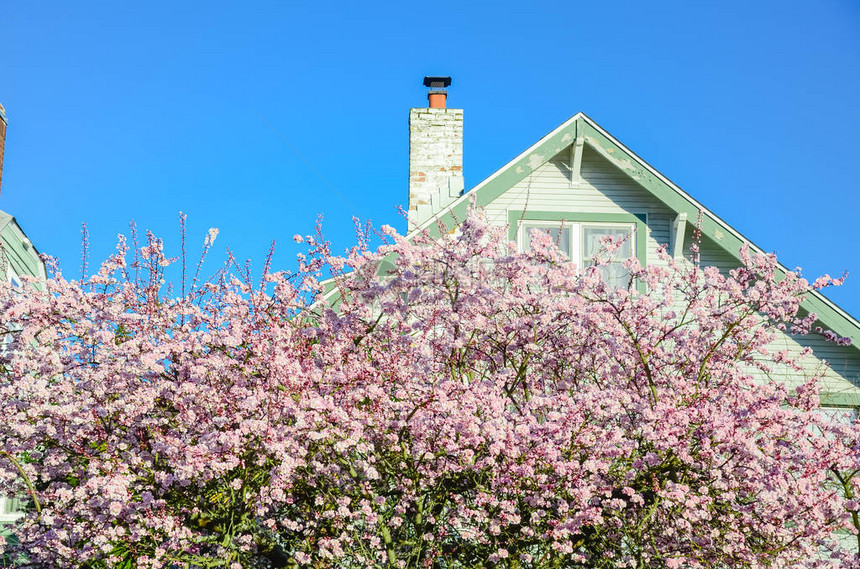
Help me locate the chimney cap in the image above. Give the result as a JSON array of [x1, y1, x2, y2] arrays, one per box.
[[423, 76, 452, 89]]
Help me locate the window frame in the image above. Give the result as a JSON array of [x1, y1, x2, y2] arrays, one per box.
[[509, 211, 648, 292], [517, 219, 577, 259], [0, 496, 23, 523]]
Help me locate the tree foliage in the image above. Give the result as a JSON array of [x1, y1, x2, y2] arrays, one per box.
[[0, 212, 857, 568]]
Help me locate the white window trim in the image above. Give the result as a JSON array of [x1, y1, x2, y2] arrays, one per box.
[[516, 220, 637, 262]]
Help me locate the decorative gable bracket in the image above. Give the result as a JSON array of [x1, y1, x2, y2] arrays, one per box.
[[569, 134, 585, 186], [671, 212, 688, 259]]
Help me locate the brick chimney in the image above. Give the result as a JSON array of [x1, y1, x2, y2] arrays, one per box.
[[408, 76, 463, 232], [0, 104, 7, 197]]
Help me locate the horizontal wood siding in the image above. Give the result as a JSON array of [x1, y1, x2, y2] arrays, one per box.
[[769, 330, 860, 404], [481, 145, 860, 405]]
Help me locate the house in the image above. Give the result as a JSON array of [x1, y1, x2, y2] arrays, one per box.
[[403, 77, 860, 410], [0, 105, 45, 288], [0, 104, 46, 525]]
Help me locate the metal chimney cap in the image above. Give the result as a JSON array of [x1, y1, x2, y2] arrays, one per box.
[[423, 76, 452, 89]]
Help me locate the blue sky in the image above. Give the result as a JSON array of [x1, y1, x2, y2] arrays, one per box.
[[2, 1, 860, 315]]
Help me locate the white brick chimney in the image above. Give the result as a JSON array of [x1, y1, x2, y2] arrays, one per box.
[[408, 76, 464, 232]]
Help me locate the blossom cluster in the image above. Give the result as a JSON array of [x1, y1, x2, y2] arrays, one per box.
[[0, 212, 857, 568]]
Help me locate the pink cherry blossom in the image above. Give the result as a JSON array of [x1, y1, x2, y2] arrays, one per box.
[[0, 210, 856, 568]]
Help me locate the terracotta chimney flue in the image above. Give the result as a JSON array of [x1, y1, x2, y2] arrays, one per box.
[[428, 92, 446, 108], [423, 76, 451, 109]]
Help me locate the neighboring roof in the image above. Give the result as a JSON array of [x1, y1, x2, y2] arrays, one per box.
[[0, 210, 15, 233], [0, 209, 46, 280], [407, 113, 860, 349]]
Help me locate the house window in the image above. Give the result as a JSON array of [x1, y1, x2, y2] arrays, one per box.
[[519, 221, 573, 258], [0, 496, 22, 522], [517, 220, 636, 289], [582, 224, 634, 289]]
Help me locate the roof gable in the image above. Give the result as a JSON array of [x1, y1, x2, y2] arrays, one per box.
[[408, 113, 860, 349]]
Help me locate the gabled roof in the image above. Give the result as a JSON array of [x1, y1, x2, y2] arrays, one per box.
[[408, 113, 860, 350]]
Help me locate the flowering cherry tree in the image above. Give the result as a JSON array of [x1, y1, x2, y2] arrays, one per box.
[[0, 211, 857, 568]]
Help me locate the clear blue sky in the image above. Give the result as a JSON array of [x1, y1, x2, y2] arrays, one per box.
[[3, 1, 860, 315]]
